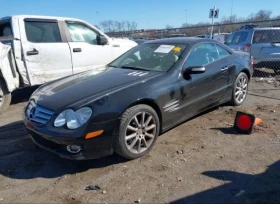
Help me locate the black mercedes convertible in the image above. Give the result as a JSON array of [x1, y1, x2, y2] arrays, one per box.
[[23, 37, 253, 160]]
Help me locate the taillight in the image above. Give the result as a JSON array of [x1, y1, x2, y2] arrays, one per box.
[[242, 43, 251, 52]]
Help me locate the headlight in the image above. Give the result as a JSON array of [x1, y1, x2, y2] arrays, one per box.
[[54, 107, 92, 129]]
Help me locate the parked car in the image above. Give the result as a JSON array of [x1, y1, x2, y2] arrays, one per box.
[[194, 34, 212, 39], [132, 38, 150, 45], [23, 38, 253, 160], [0, 15, 137, 114], [194, 33, 231, 43], [213, 33, 231, 43], [225, 25, 280, 73], [166, 34, 187, 38]]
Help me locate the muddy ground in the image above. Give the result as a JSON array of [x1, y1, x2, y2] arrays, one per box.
[[0, 80, 279, 203]]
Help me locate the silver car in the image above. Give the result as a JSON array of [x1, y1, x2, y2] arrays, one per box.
[[225, 25, 280, 73]]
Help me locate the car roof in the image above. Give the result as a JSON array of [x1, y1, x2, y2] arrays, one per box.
[[1, 15, 82, 22], [237, 27, 280, 32], [145, 37, 217, 45]]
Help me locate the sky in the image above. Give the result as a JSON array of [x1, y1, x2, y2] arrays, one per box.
[[1, 0, 280, 30]]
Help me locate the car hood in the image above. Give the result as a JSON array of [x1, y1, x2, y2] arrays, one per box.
[[110, 38, 138, 47], [31, 66, 162, 111]]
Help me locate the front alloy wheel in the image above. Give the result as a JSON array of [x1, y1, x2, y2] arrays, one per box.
[[230, 72, 248, 106], [114, 104, 160, 160]]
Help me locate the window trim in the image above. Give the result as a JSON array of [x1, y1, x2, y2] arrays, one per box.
[[24, 19, 64, 43], [64, 20, 103, 45]]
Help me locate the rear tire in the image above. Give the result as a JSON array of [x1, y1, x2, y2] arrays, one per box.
[[113, 104, 160, 160], [0, 79, 11, 115], [230, 72, 248, 106]]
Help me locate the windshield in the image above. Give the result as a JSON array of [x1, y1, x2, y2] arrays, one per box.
[[225, 33, 235, 44], [108, 43, 187, 72]]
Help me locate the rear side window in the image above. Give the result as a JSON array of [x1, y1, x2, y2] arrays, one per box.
[[232, 32, 243, 44], [225, 33, 235, 44], [25, 21, 62, 43], [239, 32, 248, 43], [252, 30, 280, 43], [226, 31, 248, 45]]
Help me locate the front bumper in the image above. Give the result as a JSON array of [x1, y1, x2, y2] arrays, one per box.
[[24, 118, 119, 160]]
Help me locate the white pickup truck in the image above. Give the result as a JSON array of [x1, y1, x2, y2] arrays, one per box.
[[0, 15, 137, 114]]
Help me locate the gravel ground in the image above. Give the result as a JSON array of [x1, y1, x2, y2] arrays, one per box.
[[0, 80, 279, 203]]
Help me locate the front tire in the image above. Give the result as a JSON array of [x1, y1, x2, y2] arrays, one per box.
[[113, 104, 160, 160], [0, 79, 11, 114], [230, 72, 248, 106]]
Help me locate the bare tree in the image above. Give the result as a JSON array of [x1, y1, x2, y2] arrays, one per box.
[[99, 20, 138, 32], [248, 10, 272, 21], [125, 21, 131, 31], [121, 21, 126, 31], [99, 21, 109, 32], [166, 24, 173, 29], [94, 24, 100, 30], [131, 21, 138, 30]]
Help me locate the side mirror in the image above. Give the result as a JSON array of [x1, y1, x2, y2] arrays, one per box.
[[97, 35, 108, 45], [183, 66, 206, 79]]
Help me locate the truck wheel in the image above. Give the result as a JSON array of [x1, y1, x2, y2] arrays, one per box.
[[0, 80, 11, 114]]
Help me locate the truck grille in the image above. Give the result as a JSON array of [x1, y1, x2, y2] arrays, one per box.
[[25, 100, 54, 125]]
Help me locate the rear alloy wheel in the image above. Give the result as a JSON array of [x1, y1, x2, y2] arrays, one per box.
[[230, 72, 248, 106], [114, 104, 160, 160], [0, 80, 11, 114]]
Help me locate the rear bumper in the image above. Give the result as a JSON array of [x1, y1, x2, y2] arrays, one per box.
[[254, 61, 280, 70], [25, 119, 119, 160], [253, 57, 280, 68]]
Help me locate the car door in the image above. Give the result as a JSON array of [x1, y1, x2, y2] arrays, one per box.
[[65, 21, 112, 74], [19, 18, 73, 85], [180, 43, 230, 116]]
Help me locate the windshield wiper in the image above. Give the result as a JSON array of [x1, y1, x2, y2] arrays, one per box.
[[107, 64, 117, 68], [119, 66, 149, 71]]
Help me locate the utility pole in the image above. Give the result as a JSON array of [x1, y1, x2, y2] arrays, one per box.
[[231, 0, 233, 17], [185, 9, 187, 27]]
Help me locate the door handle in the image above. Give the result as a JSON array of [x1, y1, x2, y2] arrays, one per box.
[[221, 66, 228, 71], [73, 48, 82, 52], [26, 48, 39, 56]]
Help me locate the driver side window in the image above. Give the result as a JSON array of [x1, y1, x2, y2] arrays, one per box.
[[184, 43, 219, 67], [66, 22, 98, 45]]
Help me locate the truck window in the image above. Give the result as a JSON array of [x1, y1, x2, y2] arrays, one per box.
[[225, 33, 235, 44], [252, 30, 280, 43], [24, 21, 62, 43], [238, 32, 248, 43], [66, 22, 99, 45]]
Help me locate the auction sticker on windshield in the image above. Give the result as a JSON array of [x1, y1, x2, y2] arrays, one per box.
[[154, 45, 175, 53]]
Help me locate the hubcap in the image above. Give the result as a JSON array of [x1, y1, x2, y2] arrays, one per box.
[[235, 76, 248, 103], [0, 87, 3, 107], [125, 111, 156, 154]]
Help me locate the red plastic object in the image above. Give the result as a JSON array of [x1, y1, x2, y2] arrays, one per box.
[[234, 111, 255, 134]]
